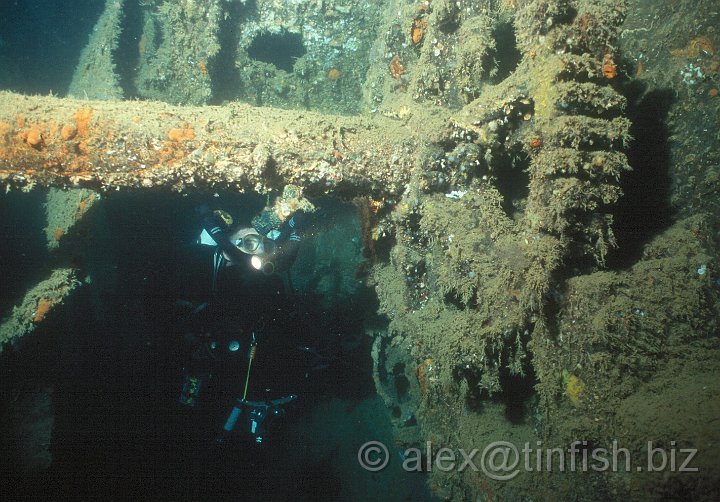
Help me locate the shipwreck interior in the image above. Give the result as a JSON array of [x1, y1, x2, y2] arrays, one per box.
[[1, 0, 719, 501], [1, 191, 429, 500]]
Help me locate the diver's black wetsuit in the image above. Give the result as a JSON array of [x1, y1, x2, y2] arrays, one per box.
[[171, 211, 307, 444]]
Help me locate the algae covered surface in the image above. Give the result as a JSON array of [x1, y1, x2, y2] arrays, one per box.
[[0, 0, 719, 500], [366, 0, 720, 499]]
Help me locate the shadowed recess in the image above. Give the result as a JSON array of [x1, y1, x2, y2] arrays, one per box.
[[609, 86, 674, 269], [246, 30, 306, 73]]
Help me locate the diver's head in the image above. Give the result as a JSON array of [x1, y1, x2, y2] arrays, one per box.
[[227, 227, 265, 256]]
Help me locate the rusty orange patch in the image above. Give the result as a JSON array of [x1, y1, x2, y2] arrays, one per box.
[[389, 55, 405, 79], [73, 107, 93, 136], [61, 124, 78, 141], [0, 122, 11, 142], [26, 127, 43, 148], [168, 124, 195, 142], [34, 298, 53, 323]]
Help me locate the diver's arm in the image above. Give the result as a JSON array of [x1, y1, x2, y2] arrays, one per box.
[[198, 207, 247, 264]]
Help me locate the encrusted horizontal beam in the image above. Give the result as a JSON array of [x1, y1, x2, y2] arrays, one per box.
[[0, 91, 430, 196]]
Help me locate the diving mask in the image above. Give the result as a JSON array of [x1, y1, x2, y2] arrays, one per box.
[[229, 227, 265, 255]]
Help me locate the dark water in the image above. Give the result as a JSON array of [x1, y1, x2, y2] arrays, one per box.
[[0, 192, 433, 500], [0, 0, 103, 94]]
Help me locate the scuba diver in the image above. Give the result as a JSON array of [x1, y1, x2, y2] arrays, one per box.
[[177, 186, 314, 444], [197, 184, 314, 295], [197, 206, 301, 293], [196, 206, 299, 292]]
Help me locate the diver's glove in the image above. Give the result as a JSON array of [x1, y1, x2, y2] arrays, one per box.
[[198, 207, 245, 264]]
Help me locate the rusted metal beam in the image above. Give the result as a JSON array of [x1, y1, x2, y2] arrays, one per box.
[[0, 91, 436, 196]]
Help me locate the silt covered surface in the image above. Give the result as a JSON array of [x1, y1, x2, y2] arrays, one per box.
[[0, 0, 719, 500]]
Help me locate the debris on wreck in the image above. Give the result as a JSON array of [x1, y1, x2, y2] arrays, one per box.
[[0, 268, 79, 352], [1, 0, 719, 500]]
